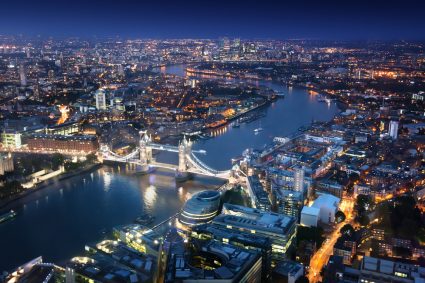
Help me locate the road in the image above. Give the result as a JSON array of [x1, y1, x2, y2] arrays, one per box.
[[307, 197, 355, 283]]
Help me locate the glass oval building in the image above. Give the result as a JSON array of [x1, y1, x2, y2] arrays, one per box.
[[179, 190, 221, 227]]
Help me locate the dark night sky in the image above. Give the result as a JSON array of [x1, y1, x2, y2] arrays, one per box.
[[1, 0, 424, 39]]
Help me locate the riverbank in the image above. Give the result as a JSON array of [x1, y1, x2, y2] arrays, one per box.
[[0, 163, 102, 213], [179, 64, 348, 113]]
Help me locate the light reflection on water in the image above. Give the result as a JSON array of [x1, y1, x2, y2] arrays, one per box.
[[103, 171, 112, 191], [177, 186, 185, 203], [0, 165, 224, 270], [144, 185, 157, 209]]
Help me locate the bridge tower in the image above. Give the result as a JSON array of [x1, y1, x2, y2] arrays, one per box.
[[176, 136, 192, 181], [183, 135, 193, 156], [139, 131, 152, 165], [146, 141, 152, 163], [178, 141, 186, 172]]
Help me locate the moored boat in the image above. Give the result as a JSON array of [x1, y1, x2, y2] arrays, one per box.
[[135, 213, 155, 226], [0, 210, 17, 224]]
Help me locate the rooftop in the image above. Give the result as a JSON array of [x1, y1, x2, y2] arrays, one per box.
[[217, 203, 296, 235], [301, 206, 320, 216], [166, 239, 261, 282], [311, 194, 340, 209], [273, 260, 303, 277], [30, 134, 97, 141]]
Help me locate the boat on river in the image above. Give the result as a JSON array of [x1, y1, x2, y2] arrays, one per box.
[[135, 213, 155, 226], [254, 121, 264, 134], [0, 210, 17, 224], [317, 95, 327, 102]]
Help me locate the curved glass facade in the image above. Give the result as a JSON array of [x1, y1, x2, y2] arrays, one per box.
[[179, 190, 221, 227]]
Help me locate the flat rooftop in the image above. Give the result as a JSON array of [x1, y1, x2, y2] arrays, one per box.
[[218, 204, 296, 235], [273, 260, 303, 277]]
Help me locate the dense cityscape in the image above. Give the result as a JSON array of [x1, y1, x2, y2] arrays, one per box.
[[0, 1, 425, 283]]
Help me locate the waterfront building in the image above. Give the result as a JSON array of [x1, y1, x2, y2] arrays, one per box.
[[216, 204, 297, 261], [246, 175, 272, 211], [0, 153, 14, 175], [95, 89, 107, 110], [1, 131, 22, 149], [3, 257, 64, 283], [113, 224, 161, 256], [178, 190, 221, 227], [389, 120, 399, 139], [27, 134, 99, 153]]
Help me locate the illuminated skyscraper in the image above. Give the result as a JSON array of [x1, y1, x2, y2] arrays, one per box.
[[48, 70, 55, 81], [95, 89, 107, 110], [294, 167, 304, 192], [379, 120, 385, 132], [118, 64, 124, 76], [219, 37, 230, 60], [389, 120, 399, 140], [19, 64, 27, 86]]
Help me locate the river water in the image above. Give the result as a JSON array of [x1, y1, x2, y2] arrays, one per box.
[[0, 65, 338, 271], [158, 65, 339, 170]]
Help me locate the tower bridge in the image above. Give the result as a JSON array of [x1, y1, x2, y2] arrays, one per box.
[[100, 131, 231, 179]]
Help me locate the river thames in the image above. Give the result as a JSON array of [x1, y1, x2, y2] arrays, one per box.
[[0, 65, 339, 270]]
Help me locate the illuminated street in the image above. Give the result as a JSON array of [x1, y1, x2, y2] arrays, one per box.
[[308, 197, 355, 283]]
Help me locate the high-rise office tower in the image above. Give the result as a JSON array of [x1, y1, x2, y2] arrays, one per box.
[[19, 65, 27, 86], [294, 167, 305, 192], [219, 37, 230, 60], [95, 89, 107, 110], [48, 70, 55, 81], [389, 120, 399, 139], [118, 64, 125, 76]]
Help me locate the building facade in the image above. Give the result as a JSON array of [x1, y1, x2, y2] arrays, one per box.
[[27, 134, 99, 152]]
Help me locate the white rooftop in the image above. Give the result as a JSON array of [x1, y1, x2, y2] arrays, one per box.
[[312, 194, 340, 209], [301, 206, 320, 216]]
